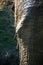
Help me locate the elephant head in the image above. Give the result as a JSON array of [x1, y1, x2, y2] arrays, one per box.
[[14, 0, 43, 65]]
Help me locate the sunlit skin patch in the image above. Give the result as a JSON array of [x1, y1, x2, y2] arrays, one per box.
[[16, 15, 26, 33], [15, 0, 42, 33]]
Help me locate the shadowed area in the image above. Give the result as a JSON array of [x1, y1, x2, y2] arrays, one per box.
[[0, 7, 19, 65]]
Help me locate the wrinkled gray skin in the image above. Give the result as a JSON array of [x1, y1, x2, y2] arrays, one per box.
[[14, 0, 43, 65]]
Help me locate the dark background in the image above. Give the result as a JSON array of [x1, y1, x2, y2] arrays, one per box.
[[0, 9, 19, 65]]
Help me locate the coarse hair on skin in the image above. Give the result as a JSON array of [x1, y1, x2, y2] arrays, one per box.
[[14, 0, 42, 33]]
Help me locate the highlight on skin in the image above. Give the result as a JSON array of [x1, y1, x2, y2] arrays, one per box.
[[15, 0, 42, 33]]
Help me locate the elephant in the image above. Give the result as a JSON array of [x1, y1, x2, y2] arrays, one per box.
[[14, 0, 43, 65]]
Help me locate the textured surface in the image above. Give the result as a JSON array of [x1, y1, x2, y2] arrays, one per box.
[[15, 0, 43, 33], [14, 0, 43, 65]]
